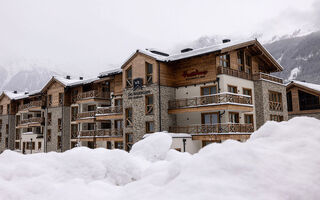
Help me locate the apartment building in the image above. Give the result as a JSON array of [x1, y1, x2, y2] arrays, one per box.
[[0, 39, 288, 154], [121, 39, 288, 152], [286, 80, 320, 120]]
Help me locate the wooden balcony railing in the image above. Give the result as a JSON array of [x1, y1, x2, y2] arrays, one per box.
[[252, 72, 283, 84], [269, 101, 283, 111], [20, 117, 44, 125], [77, 111, 96, 120], [96, 106, 123, 115], [78, 129, 123, 138], [18, 100, 43, 111], [217, 66, 252, 80], [168, 92, 252, 110], [74, 90, 110, 102], [169, 123, 254, 134]]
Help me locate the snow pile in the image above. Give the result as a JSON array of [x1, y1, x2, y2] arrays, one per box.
[[1, 117, 320, 200]]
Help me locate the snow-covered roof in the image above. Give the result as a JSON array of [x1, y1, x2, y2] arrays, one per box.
[[98, 68, 122, 78], [14, 89, 42, 100], [2, 91, 25, 100], [289, 80, 320, 93], [54, 76, 99, 87]]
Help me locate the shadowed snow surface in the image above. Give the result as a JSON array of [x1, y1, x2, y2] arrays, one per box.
[[0, 117, 320, 200]]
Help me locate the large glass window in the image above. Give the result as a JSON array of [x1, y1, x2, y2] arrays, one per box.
[[201, 86, 217, 96], [202, 113, 218, 124], [146, 62, 153, 84], [219, 54, 230, 68], [298, 90, 320, 110]]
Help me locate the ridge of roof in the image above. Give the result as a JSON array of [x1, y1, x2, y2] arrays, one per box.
[[289, 80, 320, 93]]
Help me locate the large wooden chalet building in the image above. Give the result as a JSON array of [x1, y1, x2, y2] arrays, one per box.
[[0, 39, 288, 154]]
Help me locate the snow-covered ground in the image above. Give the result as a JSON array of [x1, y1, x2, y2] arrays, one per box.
[[0, 117, 320, 200]]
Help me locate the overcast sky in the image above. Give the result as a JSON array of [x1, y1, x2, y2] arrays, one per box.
[[0, 0, 319, 76]]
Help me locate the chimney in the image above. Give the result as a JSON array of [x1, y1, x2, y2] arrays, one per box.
[[66, 75, 71, 79], [79, 77, 83, 80], [25, 92, 29, 95], [222, 39, 231, 43], [181, 48, 193, 53], [13, 91, 17, 94]]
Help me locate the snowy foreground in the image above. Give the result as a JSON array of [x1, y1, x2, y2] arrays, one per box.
[[1, 117, 320, 200]]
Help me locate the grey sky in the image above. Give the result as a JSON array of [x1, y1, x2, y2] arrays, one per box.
[[0, 0, 319, 76]]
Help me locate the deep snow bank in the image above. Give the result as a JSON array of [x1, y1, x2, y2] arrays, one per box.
[[1, 117, 320, 200]]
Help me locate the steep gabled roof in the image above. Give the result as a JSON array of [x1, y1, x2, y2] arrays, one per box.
[[120, 39, 283, 72]]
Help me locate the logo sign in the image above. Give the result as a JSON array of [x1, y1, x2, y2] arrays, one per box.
[[183, 69, 208, 80], [133, 78, 143, 90]]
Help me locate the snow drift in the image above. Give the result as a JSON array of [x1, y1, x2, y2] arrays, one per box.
[[0, 117, 320, 200]]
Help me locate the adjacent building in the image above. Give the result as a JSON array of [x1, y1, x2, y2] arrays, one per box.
[[286, 80, 320, 120], [0, 39, 289, 154]]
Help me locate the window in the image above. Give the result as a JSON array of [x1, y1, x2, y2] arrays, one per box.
[[15, 142, 20, 149], [237, 50, 244, 71], [38, 142, 42, 150], [102, 81, 110, 93], [126, 66, 133, 88], [219, 54, 230, 67], [146, 121, 155, 133], [287, 91, 293, 112], [270, 115, 283, 122], [0, 132, 2, 142], [6, 104, 10, 114], [47, 113, 52, 126], [229, 112, 239, 123], [115, 120, 123, 130], [57, 136, 62, 149], [59, 93, 64, 105], [126, 133, 134, 151], [146, 62, 153, 84], [101, 121, 111, 129], [269, 91, 282, 111], [244, 114, 253, 124], [246, 55, 252, 74], [71, 107, 78, 121], [71, 142, 78, 149], [88, 123, 95, 130], [88, 105, 96, 112], [115, 99, 122, 107], [145, 95, 154, 115], [201, 85, 217, 96], [243, 88, 252, 96], [125, 108, 133, 127], [269, 91, 282, 102], [26, 141, 35, 150], [48, 95, 52, 106], [107, 141, 112, 149], [0, 105, 3, 114], [202, 113, 219, 124], [71, 124, 78, 139], [228, 85, 237, 94], [298, 90, 320, 111], [58, 118, 62, 132], [5, 137, 8, 148], [115, 141, 123, 149], [47, 129, 51, 142]]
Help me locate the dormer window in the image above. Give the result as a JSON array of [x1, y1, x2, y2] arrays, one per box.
[[146, 62, 153, 84], [219, 54, 230, 68], [126, 66, 133, 88]]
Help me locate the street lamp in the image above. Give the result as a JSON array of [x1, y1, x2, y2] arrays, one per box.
[[30, 138, 33, 154]]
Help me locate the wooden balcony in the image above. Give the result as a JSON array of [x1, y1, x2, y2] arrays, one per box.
[[269, 101, 283, 111], [252, 72, 283, 84], [96, 106, 123, 115], [78, 129, 123, 138], [18, 100, 43, 111], [217, 66, 252, 80], [168, 93, 252, 113], [73, 90, 111, 103], [20, 117, 44, 125], [76, 111, 96, 120], [169, 123, 254, 134]]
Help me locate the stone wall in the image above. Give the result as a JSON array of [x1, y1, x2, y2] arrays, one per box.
[[254, 80, 288, 129], [0, 115, 16, 152], [122, 84, 175, 146]]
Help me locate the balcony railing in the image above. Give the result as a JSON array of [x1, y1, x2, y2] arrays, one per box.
[[252, 72, 283, 84], [18, 100, 43, 111], [20, 117, 44, 125], [96, 106, 123, 115], [78, 129, 123, 138], [74, 90, 110, 102], [77, 111, 96, 120], [217, 66, 252, 80], [168, 92, 252, 110], [269, 101, 283, 111], [169, 123, 254, 134]]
